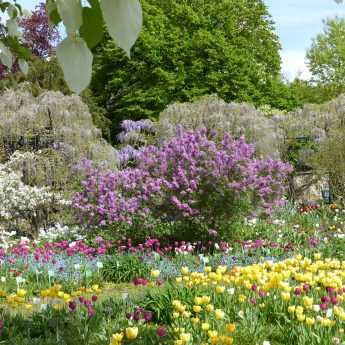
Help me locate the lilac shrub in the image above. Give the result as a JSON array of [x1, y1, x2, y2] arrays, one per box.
[[73, 128, 292, 230]]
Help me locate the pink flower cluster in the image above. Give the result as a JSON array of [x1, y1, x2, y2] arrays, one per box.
[[8, 238, 111, 261], [73, 128, 292, 228]]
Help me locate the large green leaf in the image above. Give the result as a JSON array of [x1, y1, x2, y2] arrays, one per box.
[[0, 41, 12, 69], [6, 18, 19, 37], [56, 0, 83, 35], [56, 36, 93, 94], [99, 0, 142, 56], [18, 59, 29, 75], [46, 0, 62, 26], [80, 2, 104, 49]]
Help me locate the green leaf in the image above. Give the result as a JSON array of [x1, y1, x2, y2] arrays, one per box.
[[46, 0, 62, 26], [0, 3, 11, 13], [18, 59, 29, 75], [99, 0, 142, 56], [0, 41, 12, 69], [80, 3, 104, 49], [3, 36, 31, 59], [6, 18, 19, 37], [56, 0, 83, 35], [56, 36, 93, 94], [7, 4, 17, 19]]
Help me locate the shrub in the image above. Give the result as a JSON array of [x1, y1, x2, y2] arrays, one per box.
[[0, 152, 69, 235], [277, 94, 345, 199], [73, 128, 291, 236], [0, 88, 118, 189], [156, 95, 283, 159]]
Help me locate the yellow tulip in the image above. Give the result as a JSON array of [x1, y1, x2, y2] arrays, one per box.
[[181, 267, 189, 275], [306, 317, 315, 326], [125, 327, 138, 340], [150, 270, 160, 278], [226, 323, 236, 333], [216, 286, 225, 294], [193, 305, 202, 313], [201, 323, 210, 331], [180, 333, 191, 342], [215, 309, 225, 320]]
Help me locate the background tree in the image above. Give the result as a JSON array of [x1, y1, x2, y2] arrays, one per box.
[[91, 0, 298, 141], [307, 17, 345, 97], [288, 78, 337, 105]]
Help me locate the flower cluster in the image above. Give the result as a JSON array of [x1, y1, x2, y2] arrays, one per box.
[[117, 120, 155, 145], [167, 254, 345, 344], [0, 154, 69, 232], [74, 128, 292, 228], [4, 283, 102, 314]]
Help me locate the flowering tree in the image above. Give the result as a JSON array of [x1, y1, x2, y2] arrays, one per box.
[[20, 2, 60, 58], [0, 3, 60, 78], [73, 128, 292, 231]]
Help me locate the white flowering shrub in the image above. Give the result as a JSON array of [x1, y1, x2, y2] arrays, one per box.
[[156, 95, 283, 158], [0, 152, 69, 235], [38, 223, 83, 242], [277, 94, 345, 199], [0, 87, 118, 188]]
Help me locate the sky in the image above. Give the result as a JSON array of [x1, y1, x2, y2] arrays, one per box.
[[18, 0, 345, 81], [265, 0, 345, 80]]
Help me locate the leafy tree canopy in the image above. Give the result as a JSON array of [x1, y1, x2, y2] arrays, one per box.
[[307, 17, 345, 94], [90, 0, 298, 140]]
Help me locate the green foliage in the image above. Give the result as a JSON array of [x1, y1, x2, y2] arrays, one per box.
[[80, 0, 104, 49], [0, 0, 143, 93], [101, 254, 150, 283], [288, 78, 337, 105], [53, 0, 142, 93], [91, 0, 294, 140], [307, 18, 345, 95], [142, 283, 197, 324]]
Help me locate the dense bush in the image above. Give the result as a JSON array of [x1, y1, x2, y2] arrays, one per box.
[[0, 88, 118, 189], [307, 95, 345, 199], [0, 151, 68, 235], [73, 128, 291, 237], [0, 58, 112, 141], [156, 95, 283, 158]]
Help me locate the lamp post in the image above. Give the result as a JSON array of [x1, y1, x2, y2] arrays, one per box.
[[321, 173, 333, 204], [321, 188, 333, 204]]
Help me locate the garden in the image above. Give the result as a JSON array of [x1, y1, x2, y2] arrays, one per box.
[[0, 0, 344, 345]]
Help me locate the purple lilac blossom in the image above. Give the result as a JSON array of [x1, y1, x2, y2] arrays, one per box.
[[73, 128, 292, 227]]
